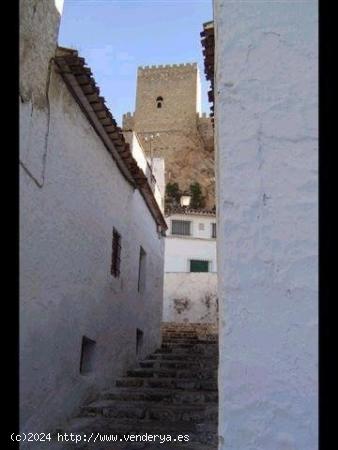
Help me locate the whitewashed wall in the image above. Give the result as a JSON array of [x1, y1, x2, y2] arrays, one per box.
[[165, 236, 217, 272], [164, 213, 217, 322], [163, 273, 217, 323], [214, 1, 318, 449], [123, 131, 164, 211], [20, 0, 164, 437]]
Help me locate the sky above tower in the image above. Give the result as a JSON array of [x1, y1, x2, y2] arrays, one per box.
[[58, 0, 213, 126]]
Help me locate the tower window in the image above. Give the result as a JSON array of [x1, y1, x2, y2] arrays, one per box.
[[156, 96, 163, 108]]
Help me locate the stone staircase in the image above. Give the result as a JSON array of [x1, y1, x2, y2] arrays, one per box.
[[51, 323, 218, 449]]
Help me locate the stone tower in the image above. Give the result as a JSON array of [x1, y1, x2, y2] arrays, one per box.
[[123, 63, 215, 209]]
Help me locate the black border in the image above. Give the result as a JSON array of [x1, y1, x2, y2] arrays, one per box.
[[319, 1, 334, 449]]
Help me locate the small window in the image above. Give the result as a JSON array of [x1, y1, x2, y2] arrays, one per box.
[[79, 336, 96, 375], [156, 96, 163, 108], [138, 247, 147, 293], [111, 228, 121, 277], [136, 328, 144, 355], [190, 260, 209, 272], [171, 220, 191, 236], [211, 223, 216, 238]]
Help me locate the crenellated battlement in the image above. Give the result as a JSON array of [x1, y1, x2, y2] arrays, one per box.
[[138, 62, 198, 71], [122, 112, 135, 130]]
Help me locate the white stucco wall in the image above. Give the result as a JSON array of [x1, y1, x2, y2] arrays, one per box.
[[123, 131, 164, 212], [214, 1, 318, 449], [165, 214, 216, 272], [164, 213, 217, 323], [163, 273, 217, 323], [20, 0, 164, 436], [165, 236, 217, 272]]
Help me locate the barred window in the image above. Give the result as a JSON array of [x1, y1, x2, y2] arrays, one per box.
[[211, 223, 216, 238], [171, 220, 191, 236], [190, 260, 209, 272], [111, 228, 121, 277], [138, 247, 147, 293]]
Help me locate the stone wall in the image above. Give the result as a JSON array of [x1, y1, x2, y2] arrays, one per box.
[[163, 273, 218, 323], [134, 64, 200, 131], [214, 1, 318, 449], [20, 0, 164, 436], [19, 0, 64, 186], [122, 64, 215, 209]]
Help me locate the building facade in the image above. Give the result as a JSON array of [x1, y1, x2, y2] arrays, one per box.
[[122, 64, 215, 209], [210, 1, 318, 449], [163, 209, 218, 323], [20, 0, 166, 435]]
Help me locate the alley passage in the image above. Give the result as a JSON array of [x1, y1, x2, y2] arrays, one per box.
[[50, 323, 218, 449]]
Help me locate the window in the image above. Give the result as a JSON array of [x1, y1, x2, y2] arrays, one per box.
[[138, 246, 147, 293], [171, 220, 191, 236], [156, 96, 163, 108], [136, 328, 144, 355], [212, 223, 216, 238], [79, 336, 96, 375], [111, 228, 121, 277], [190, 260, 209, 272]]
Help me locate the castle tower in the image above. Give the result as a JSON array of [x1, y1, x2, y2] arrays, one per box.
[[133, 63, 201, 132], [123, 63, 214, 209]]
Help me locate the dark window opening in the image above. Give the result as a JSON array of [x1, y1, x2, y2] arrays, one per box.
[[111, 228, 121, 277], [79, 336, 96, 375], [156, 96, 163, 108], [136, 328, 144, 355], [190, 260, 209, 273], [138, 246, 147, 293], [212, 223, 216, 238], [171, 220, 191, 236]]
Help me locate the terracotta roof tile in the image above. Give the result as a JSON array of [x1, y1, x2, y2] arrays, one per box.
[[54, 47, 167, 232]]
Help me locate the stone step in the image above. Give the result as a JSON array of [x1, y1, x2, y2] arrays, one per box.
[[126, 368, 217, 379], [116, 377, 218, 391], [139, 360, 218, 370], [161, 341, 217, 348], [101, 387, 218, 404], [80, 400, 218, 423], [155, 346, 218, 356], [147, 353, 218, 362], [161, 339, 217, 345]]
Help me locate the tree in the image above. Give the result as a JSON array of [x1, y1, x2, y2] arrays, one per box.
[[165, 182, 181, 204], [189, 182, 206, 209]]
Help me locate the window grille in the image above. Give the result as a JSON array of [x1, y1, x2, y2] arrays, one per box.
[[212, 223, 216, 238], [111, 228, 121, 277], [190, 260, 209, 272], [171, 220, 191, 236]]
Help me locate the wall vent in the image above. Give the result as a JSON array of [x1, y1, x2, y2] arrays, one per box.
[[79, 336, 96, 375]]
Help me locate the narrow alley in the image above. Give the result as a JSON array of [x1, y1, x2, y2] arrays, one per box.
[[49, 323, 218, 449]]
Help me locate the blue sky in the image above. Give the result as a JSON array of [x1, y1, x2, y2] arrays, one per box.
[[59, 0, 213, 126]]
